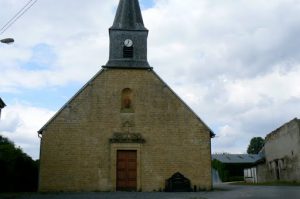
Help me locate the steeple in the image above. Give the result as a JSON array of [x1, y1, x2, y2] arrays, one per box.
[[111, 0, 146, 31], [105, 0, 150, 69]]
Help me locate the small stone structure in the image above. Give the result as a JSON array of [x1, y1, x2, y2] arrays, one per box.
[[165, 172, 192, 192]]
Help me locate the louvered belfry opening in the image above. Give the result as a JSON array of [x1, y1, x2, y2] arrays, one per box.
[[123, 46, 134, 58]]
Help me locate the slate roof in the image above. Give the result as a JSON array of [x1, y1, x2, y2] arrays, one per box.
[[0, 98, 6, 109], [111, 0, 147, 31], [212, 154, 263, 164]]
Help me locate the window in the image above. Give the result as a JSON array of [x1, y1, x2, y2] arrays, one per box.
[[121, 88, 133, 112]]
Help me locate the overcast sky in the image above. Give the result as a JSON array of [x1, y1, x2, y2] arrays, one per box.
[[1, 0, 300, 160]]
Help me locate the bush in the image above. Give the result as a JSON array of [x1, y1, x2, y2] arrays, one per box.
[[212, 159, 250, 182], [0, 135, 38, 192]]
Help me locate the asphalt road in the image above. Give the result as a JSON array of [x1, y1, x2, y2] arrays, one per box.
[[1, 184, 299, 199]]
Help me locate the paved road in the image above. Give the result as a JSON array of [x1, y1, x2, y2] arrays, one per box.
[[1, 184, 299, 199]]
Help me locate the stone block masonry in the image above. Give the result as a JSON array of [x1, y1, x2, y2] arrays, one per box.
[[39, 69, 213, 192]]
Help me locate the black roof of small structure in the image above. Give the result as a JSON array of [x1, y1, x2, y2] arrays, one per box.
[[0, 98, 6, 108], [111, 0, 147, 31]]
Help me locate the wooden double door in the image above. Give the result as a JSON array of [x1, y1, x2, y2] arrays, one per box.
[[116, 150, 137, 191]]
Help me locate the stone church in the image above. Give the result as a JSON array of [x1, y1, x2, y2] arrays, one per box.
[[38, 0, 214, 192]]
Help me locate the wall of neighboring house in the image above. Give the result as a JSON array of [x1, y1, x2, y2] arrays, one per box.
[[251, 162, 271, 183], [263, 118, 300, 182]]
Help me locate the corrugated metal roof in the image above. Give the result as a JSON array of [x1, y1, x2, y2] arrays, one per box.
[[212, 154, 263, 164]]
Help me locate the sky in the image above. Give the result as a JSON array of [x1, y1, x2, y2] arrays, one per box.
[[1, 0, 300, 160]]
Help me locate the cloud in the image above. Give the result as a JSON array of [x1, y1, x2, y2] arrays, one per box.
[[182, 65, 300, 153], [1, 0, 300, 157], [0, 0, 115, 92], [145, 0, 300, 83], [142, 0, 300, 153], [0, 102, 55, 159]]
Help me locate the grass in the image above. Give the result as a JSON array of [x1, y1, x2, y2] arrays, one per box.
[[231, 181, 300, 186]]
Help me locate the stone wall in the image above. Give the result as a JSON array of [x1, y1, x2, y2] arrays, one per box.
[[263, 118, 300, 182], [39, 69, 212, 192], [255, 162, 272, 183]]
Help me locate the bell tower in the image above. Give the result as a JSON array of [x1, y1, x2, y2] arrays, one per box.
[[105, 0, 150, 68]]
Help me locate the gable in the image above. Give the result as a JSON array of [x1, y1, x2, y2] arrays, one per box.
[[38, 68, 214, 138]]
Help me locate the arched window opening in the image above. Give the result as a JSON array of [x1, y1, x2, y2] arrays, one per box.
[[121, 88, 133, 112]]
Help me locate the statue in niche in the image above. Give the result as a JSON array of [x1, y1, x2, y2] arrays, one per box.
[[123, 97, 131, 109], [121, 88, 134, 113]]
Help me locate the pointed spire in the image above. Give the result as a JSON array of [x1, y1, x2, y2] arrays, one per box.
[[104, 0, 150, 69], [111, 0, 147, 30]]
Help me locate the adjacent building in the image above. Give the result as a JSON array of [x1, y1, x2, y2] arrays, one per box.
[[261, 118, 300, 182], [245, 118, 300, 183], [38, 0, 214, 192], [212, 154, 262, 182]]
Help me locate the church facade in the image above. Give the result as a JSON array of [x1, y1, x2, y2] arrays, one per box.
[[38, 0, 214, 192]]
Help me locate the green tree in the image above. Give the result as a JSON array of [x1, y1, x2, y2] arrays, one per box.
[[247, 137, 264, 154], [0, 135, 38, 192]]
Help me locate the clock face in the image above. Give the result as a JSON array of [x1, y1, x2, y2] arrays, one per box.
[[124, 39, 133, 47]]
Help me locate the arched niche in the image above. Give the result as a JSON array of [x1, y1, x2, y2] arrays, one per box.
[[121, 88, 134, 113]]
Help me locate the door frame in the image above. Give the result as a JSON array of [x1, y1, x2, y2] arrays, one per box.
[[110, 143, 142, 191]]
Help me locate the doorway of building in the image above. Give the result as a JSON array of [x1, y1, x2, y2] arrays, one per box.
[[116, 150, 137, 191]]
